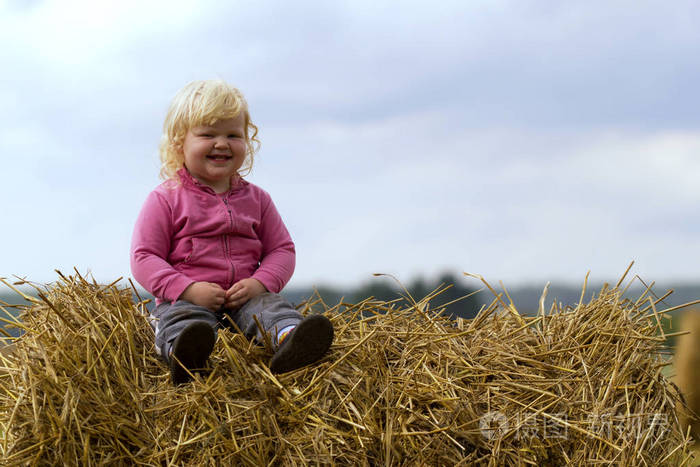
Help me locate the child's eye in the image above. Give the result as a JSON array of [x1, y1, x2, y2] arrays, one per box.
[[228, 134, 242, 139]]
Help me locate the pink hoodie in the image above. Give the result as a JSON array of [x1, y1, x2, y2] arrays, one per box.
[[131, 168, 295, 304]]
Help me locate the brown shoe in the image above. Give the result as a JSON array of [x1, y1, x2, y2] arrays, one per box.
[[269, 314, 333, 374], [169, 321, 215, 385]]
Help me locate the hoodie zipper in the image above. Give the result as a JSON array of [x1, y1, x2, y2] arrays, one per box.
[[183, 170, 240, 285], [222, 196, 236, 284]]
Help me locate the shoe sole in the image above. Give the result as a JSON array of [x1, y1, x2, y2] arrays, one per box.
[[170, 321, 215, 385], [269, 314, 334, 374]]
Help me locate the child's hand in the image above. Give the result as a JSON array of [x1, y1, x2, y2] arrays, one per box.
[[180, 282, 226, 311], [225, 278, 266, 309]]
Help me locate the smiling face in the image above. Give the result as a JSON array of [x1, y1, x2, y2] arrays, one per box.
[[181, 113, 247, 193]]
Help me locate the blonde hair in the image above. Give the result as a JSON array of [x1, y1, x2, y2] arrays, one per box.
[[159, 80, 260, 180]]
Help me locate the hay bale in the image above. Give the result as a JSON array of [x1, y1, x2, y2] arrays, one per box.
[[0, 271, 695, 465], [674, 310, 700, 442]]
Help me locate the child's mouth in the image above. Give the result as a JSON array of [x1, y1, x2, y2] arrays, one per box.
[[207, 155, 232, 161]]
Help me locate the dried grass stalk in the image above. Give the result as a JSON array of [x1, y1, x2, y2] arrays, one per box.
[[0, 271, 694, 466]]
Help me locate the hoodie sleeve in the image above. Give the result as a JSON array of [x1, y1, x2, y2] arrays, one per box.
[[251, 192, 296, 293], [130, 190, 194, 302]]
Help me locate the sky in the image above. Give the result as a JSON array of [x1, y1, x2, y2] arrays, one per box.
[[1, 0, 700, 292]]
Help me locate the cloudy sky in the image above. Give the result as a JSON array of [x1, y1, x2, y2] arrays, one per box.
[[1, 0, 699, 292]]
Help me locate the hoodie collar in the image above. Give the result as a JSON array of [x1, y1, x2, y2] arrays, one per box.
[[176, 167, 247, 195]]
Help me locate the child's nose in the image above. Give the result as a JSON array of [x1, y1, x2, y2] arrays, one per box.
[[213, 137, 228, 147]]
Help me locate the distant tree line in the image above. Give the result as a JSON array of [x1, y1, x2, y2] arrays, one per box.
[[291, 272, 483, 320]]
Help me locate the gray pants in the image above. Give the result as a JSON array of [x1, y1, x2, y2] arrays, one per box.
[[150, 292, 302, 358]]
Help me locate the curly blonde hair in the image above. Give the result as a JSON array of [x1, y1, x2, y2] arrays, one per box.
[[159, 80, 260, 180]]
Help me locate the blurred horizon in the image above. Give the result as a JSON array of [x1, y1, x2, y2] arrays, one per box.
[[3, 262, 694, 292], [3, 266, 698, 311]]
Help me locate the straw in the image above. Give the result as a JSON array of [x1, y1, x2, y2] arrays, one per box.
[[0, 271, 694, 465]]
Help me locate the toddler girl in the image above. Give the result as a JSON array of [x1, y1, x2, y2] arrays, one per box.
[[131, 80, 333, 384]]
